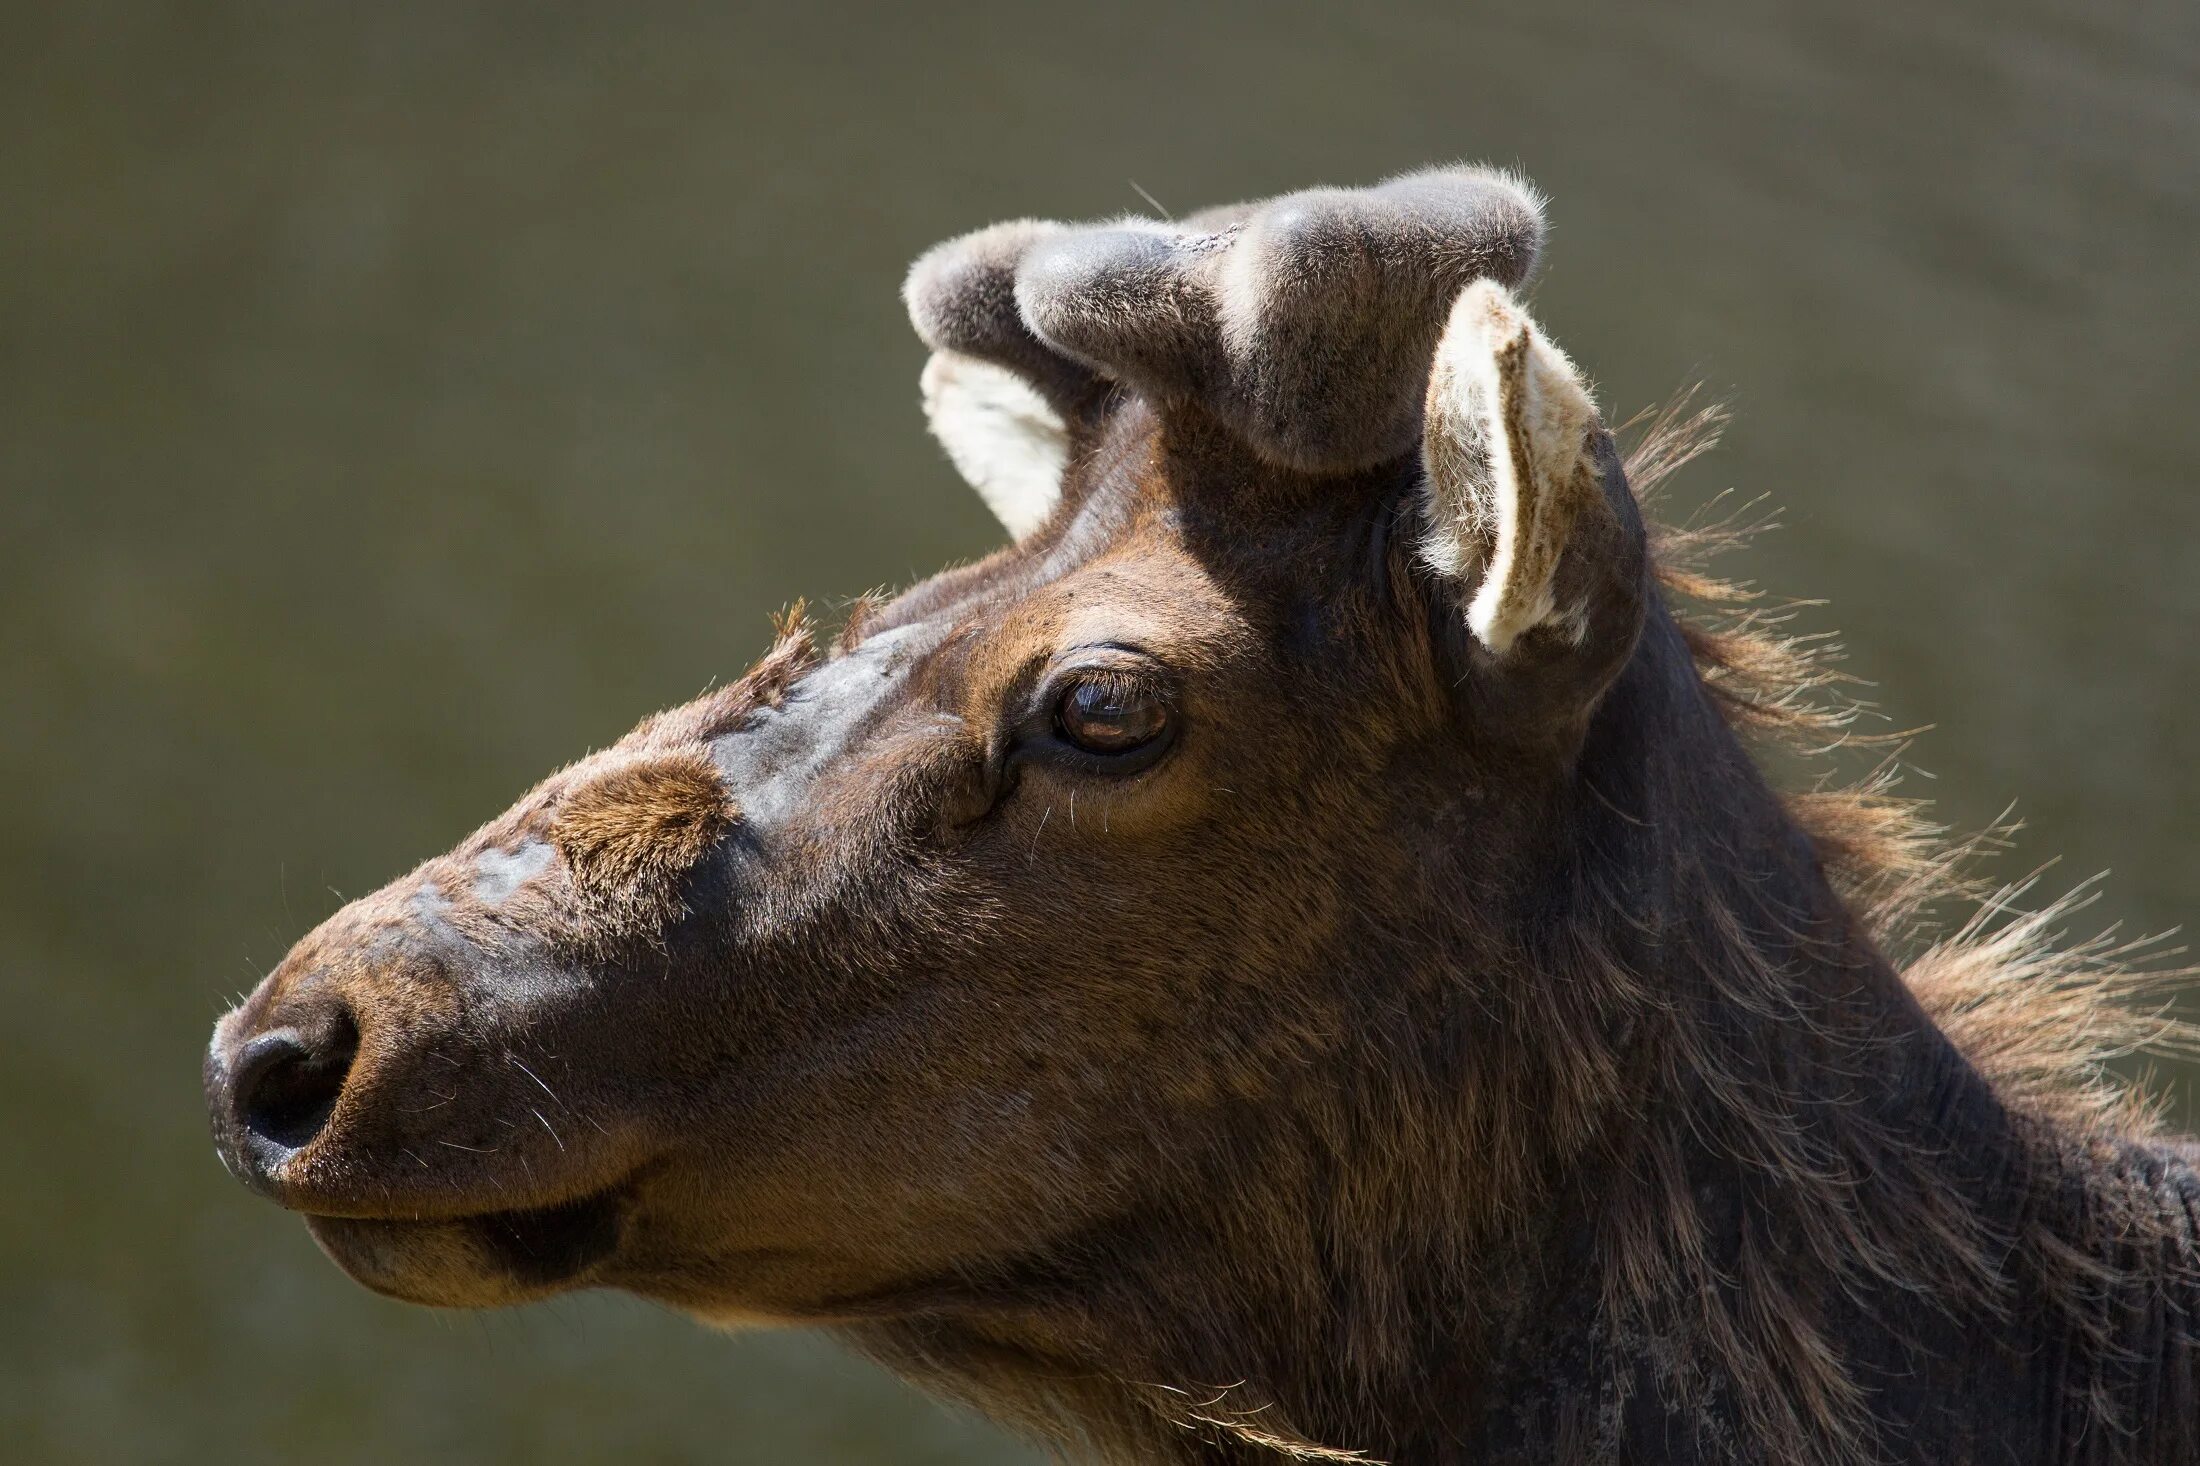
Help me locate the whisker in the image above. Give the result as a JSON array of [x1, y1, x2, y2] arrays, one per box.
[[507, 1054, 567, 1110]]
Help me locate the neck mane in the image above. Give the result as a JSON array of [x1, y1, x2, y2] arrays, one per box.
[[847, 405, 2200, 1465]]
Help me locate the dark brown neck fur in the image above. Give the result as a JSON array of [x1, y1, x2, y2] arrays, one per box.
[[845, 581, 2200, 1466]]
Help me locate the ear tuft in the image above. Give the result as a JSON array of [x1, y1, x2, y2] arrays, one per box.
[[919, 351, 1070, 539]]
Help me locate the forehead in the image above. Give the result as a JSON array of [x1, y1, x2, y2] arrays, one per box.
[[886, 406, 1288, 661]]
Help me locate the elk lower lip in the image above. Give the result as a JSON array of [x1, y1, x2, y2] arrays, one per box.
[[467, 1188, 624, 1285], [312, 1186, 625, 1290]]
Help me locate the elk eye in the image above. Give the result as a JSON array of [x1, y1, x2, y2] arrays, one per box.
[[1054, 677, 1170, 758]]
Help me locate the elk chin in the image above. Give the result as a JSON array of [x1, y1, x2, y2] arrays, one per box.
[[303, 1190, 623, 1308]]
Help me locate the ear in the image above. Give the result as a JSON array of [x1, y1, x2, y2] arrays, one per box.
[[1419, 282, 1647, 702], [919, 350, 1071, 539]]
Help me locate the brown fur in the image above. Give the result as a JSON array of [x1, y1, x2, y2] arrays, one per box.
[[550, 751, 737, 940], [1635, 397, 2198, 1135], [1608, 403, 2200, 1466], [206, 174, 2200, 1466]]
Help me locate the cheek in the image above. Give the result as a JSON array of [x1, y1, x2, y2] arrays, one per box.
[[662, 1038, 1160, 1260], [959, 785, 1365, 1085]]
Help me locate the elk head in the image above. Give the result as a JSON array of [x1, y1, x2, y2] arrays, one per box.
[[204, 167, 1648, 1367]]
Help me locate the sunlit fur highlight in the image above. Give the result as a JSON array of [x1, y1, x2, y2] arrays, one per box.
[[550, 751, 737, 939], [1635, 394, 2198, 1132], [428, 606, 826, 956]]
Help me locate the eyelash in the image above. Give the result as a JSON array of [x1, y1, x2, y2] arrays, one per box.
[[1016, 664, 1178, 774]]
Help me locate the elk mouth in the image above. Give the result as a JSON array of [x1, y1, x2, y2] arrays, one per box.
[[302, 1184, 627, 1307]]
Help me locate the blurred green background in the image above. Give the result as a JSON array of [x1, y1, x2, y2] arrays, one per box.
[[4, 2, 2197, 1462]]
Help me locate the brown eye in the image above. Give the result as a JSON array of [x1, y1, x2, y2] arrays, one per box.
[[1054, 677, 1170, 758]]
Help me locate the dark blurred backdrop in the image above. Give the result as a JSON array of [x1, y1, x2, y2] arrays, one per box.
[[5, 3, 2198, 1462]]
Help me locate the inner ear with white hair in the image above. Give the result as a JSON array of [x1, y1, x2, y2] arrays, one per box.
[[905, 219, 1099, 541], [1418, 281, 1649, 728], [918, 351, 1071, 540]]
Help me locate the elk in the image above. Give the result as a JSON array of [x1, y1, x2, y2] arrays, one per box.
[[205, 168, 2200, 1464]]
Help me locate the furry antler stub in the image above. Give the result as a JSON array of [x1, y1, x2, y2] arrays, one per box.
[[904, 166, 1547, 473]]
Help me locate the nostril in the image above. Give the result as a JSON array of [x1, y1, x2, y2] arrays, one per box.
[[233, 1013, 360, 1151]]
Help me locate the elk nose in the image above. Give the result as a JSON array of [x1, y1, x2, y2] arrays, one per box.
[[209, 1006, 360, 1189], [234, 1022, 359, 1145]]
